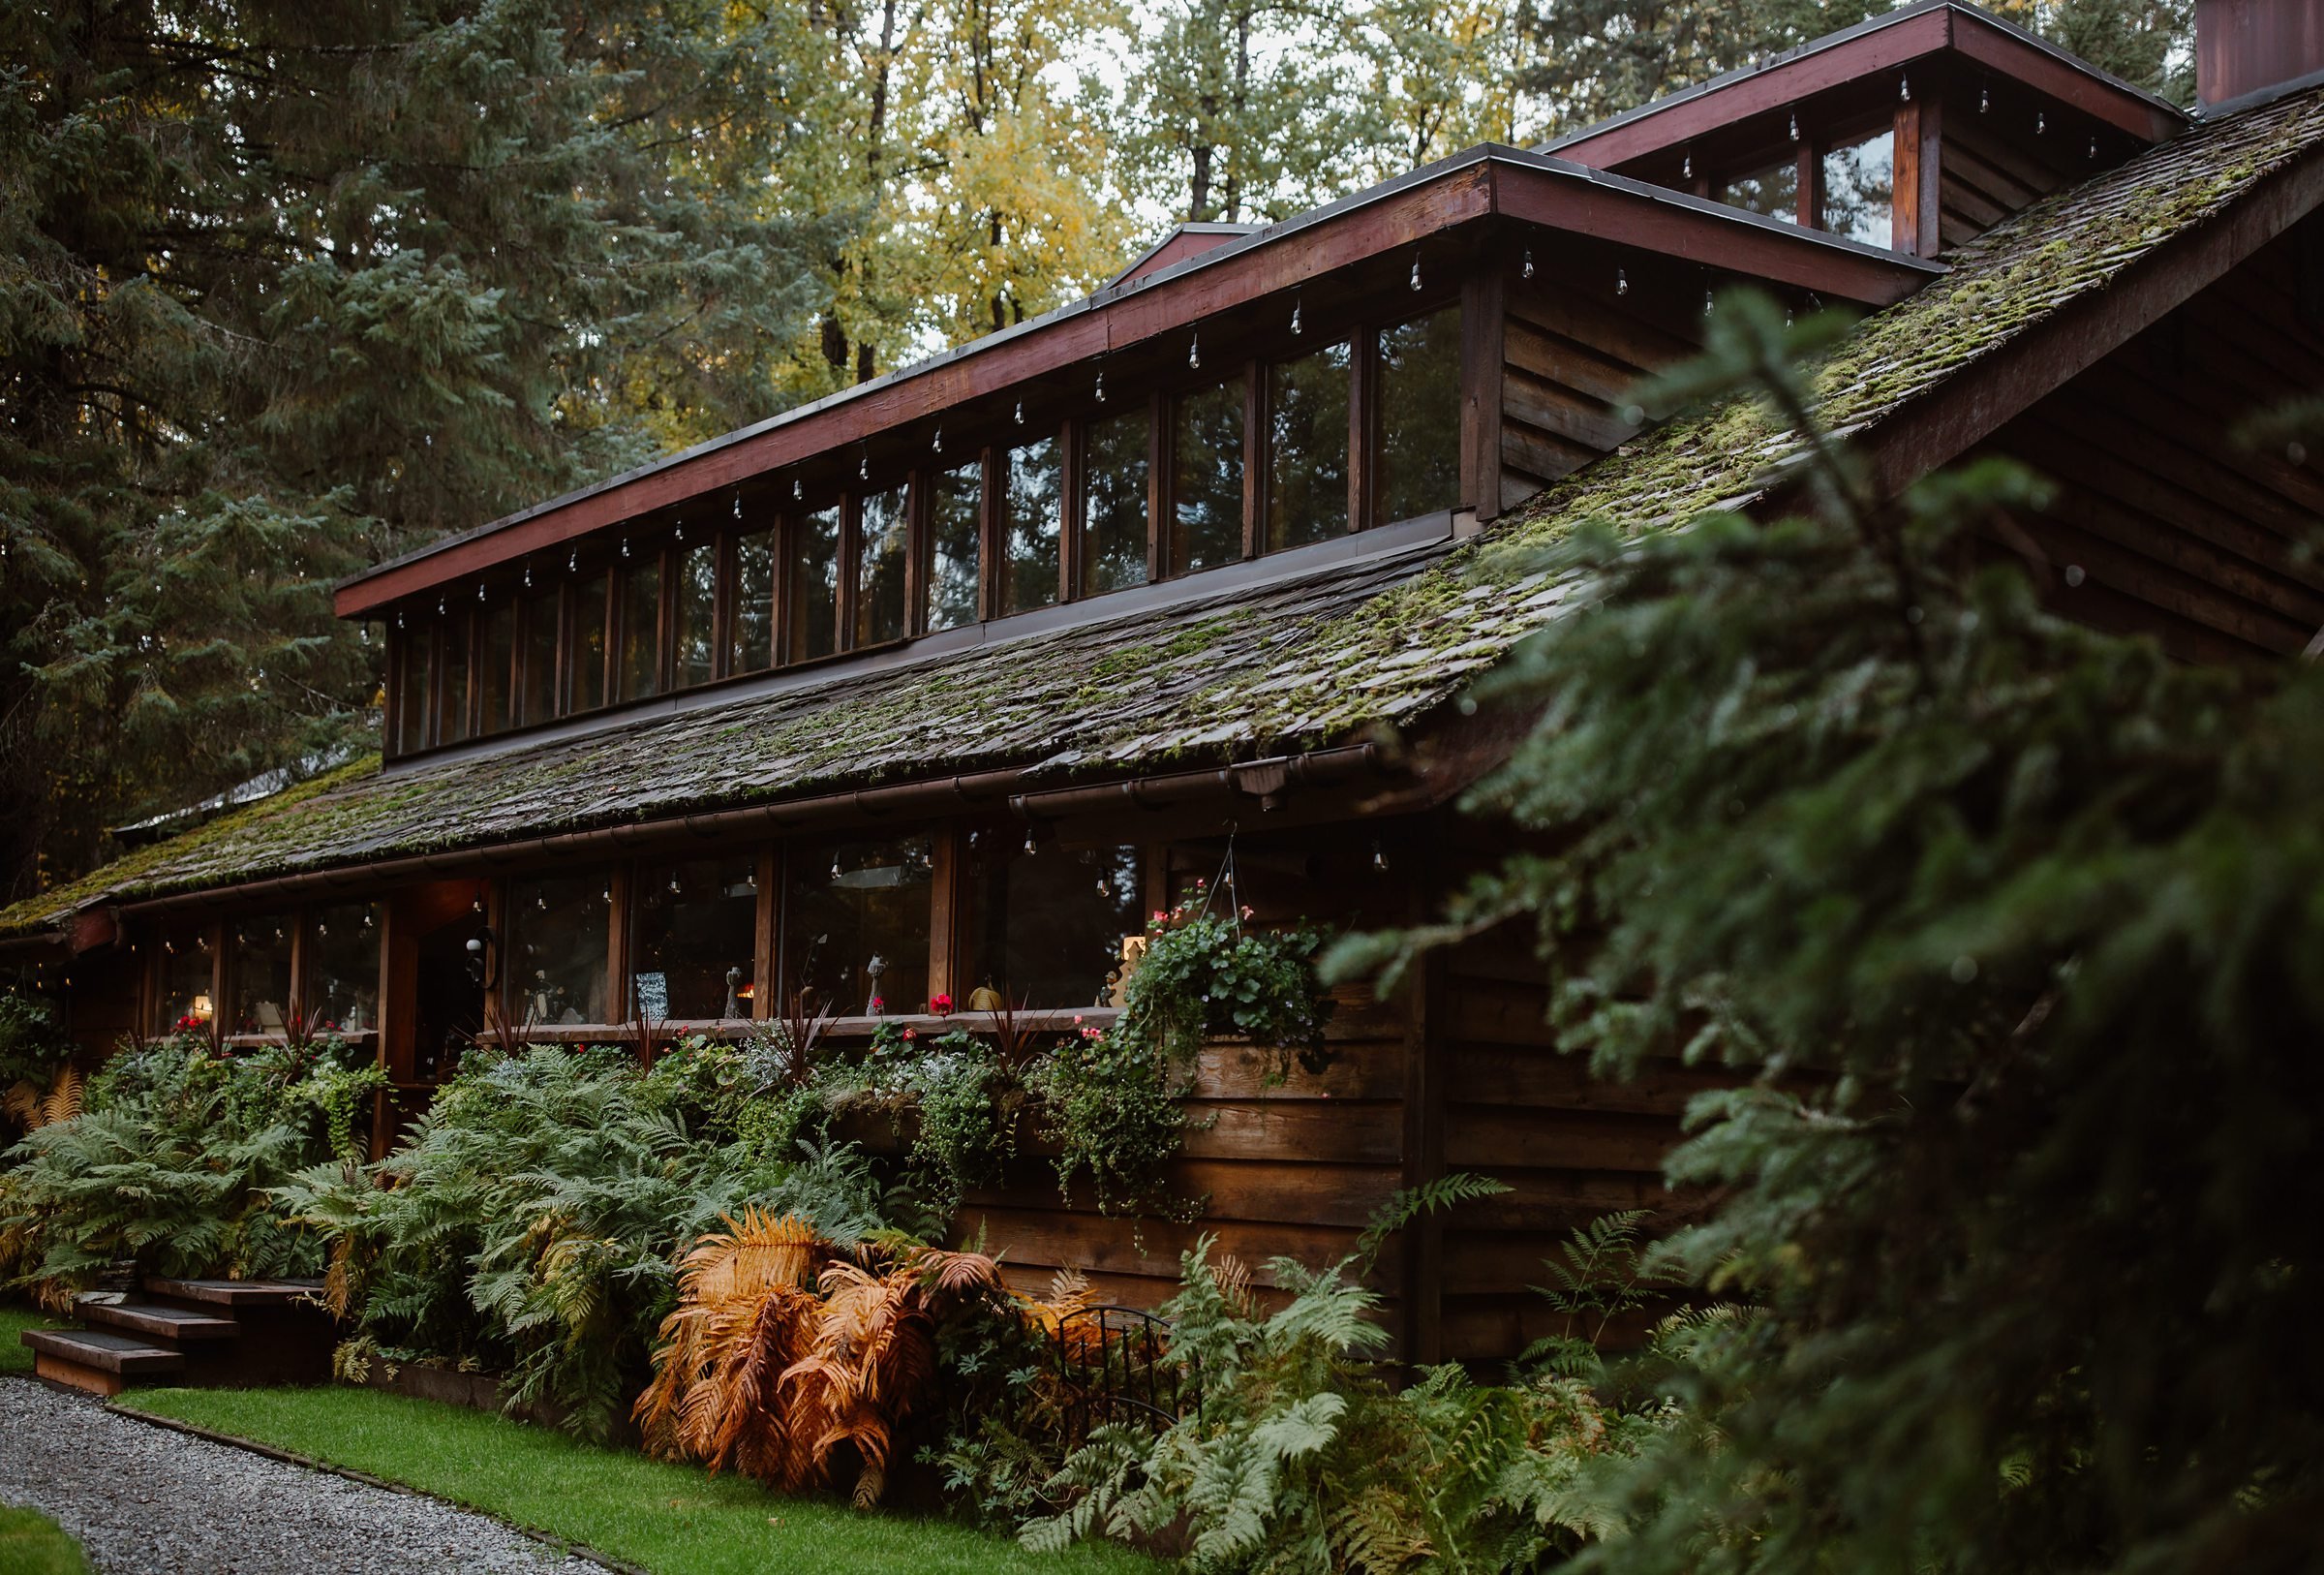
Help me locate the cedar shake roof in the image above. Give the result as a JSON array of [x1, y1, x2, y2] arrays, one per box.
[[9, 79, 2324, 942]]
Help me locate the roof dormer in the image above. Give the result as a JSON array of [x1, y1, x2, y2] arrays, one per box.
[[1542, 0, 2186, 257]]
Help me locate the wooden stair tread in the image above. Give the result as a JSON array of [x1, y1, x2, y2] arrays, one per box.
[[141, 1277, 324, 1308], [23, 1327, 185, 1374], [77, 1299, 239, 1342]]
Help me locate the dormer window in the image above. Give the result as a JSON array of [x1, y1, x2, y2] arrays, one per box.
[[378, 294, 1469, 759], [1821, 130, 1896, 248]]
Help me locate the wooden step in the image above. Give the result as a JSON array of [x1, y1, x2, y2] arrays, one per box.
[[77, 1298, 240, 1343], [24, 1328, 185, 1398], [141, 1277, 324, 1309]]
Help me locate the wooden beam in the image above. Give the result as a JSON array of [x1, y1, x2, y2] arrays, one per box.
[[752, 846, 777, 1022], [1348, 323, 1377, 531], [979, 448, 1004, 622], [607, 861, 634, 1043], [1147, 390, 1170, 581], [837, 491, 861, 652], [1242, 358, 1267, 558], [1057, 419, 1082, 603], [929, 827, 960, 1006], [1460, 263, 1508, 520]]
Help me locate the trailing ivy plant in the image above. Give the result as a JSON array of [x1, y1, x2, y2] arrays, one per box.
[[1031, 896, 1338, 1218], [1119, 893, 1336, 1078]]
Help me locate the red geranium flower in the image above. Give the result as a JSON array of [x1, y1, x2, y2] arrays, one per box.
[[930, 993, 953, 1015]]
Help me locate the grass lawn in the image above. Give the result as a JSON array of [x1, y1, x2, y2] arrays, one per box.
[[0, 1505, 91, 1574], [121, 1385, 1158, 1575], [0, 1300, 65, 1375]]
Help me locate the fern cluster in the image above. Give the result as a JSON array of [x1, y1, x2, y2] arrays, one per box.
[[0, 1030, 382, 1306], [275, 1043, 899, 1437], [1024, 1185, 1670, 1571]]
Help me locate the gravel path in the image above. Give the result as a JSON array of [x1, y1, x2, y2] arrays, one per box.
[[0, 1377, 602, 1574]]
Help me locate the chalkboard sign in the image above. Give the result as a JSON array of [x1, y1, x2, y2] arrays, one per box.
[[633, 972, 669, 1022]]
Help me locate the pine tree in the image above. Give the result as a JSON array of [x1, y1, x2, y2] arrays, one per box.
[[1340, 293, 2324, 1569], [0, 0, 835, 896]]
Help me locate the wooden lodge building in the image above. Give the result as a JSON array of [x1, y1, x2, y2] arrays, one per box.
[[9, 0, 2324, 1363]]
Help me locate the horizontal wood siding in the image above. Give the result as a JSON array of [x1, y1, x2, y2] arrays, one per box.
[[1497, 283, 1696, 512], [1985, 225, 2324, 663], [1431, 918, 1702, 1359], [1938, 113, 2079, 254]]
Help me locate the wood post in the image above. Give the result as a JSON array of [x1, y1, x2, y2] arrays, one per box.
[[1459, 263, 1508, 523]]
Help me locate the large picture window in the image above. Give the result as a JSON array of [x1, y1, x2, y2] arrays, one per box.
[[1082, 409, 1148, 596], [155, 928, 213, 1035], [789, 505, 841, 662], [928, 463, 982, 632], [1268, 342, 1351, 551], [729, 528, 775, 674], [1821, 130, 1894, 248], [481, 601, 516, 735], [1173, 378, 1244, 573], [1004, 439, 1062, 615], [573, 572, 609, 712], [1375, 310, 1462, 526], [309, 902, 380, 1034], [618, 557, 662, 702], [507, 872, 612, 1025], [520, 591, 559, 726], [674, 541, 718, 690], [784, 834, 933, 1017], [437, 617, 473, 746], [631, 856, 758, 1020], [961, 833, 1141, 1008], [231, 917, 294, 1034], [396, 628, 432, 755], [857, 486, 911, 646]]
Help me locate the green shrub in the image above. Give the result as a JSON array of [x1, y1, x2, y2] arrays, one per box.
[[1021, 1184, 1669, 1572], [0, 1030, 382, 1301], [277, 1043, 898, 1437]]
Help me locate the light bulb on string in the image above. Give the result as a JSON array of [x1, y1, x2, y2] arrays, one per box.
[[1521, 250, 1535, 281], [1188, 331, 1201, 370], [523, 563, 533, 589], [2036, 112, 2046, 135], [1899, 74, 1910, 102], [1980, 87, 1991, 113], [732, 493, 743, 521], [1290, 297, 1302, 335], [1093, 369, 1105, 404], [620, 538, 630, 559], [674, 522, 684, 543], [1371, 841, 1388, 874], [1681, 151, 1692, 178], [1616, 267, 1629, 296], [933, 425, 944, 455], [568, 549, 578, 572], [859, 449, 870, 481], [1409, 252, 1422, 291], [437, 596, 446, 616], [2088, 137, 2098, 159], [1014, 398, 1024, 426], [1789, 110, 1799, 139], [1024, 829, 1037, 855], [476, 582, 486, 602], [793, 478, 804, 501]]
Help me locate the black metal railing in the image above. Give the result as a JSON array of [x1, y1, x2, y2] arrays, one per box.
[[1046, 1304, 1197, 1446]]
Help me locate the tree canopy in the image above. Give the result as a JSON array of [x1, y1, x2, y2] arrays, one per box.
[[0, 0, 2200, 901]]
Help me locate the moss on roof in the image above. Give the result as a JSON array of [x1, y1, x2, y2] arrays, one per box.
[[10, 82, 2324, 941]]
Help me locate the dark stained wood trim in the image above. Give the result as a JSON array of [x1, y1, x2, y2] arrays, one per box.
[[837, 491, 861, 653], [1242, 358, 1267, 558], [905, 467, 931, 634], [1348, 322, 1376, 531], [1794, 138, 1819, 230], [979, 448, 1005, 623], [1058, 423, 1085, 602], [607, 861, 633, 1036], [1862, 135, 2324, 495], [710, 528, 734, 680], [1460, 264, 1508, 520], [929, 826, 959, 1005], [751, 846, 777, 1021], [1147, 390, 1171, 580]]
